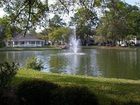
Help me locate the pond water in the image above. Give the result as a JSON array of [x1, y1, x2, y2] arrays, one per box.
[[0, 48, 140, 80]]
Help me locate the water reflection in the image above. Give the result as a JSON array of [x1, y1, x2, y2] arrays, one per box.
[[65, 54, 80, 74], [49, 54, 67, 73], [96, 49, 140, 79], [0, 49, 140, 79]]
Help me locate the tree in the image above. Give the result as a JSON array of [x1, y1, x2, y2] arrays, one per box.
[[126, 5, 140, 37], [0, 0, 105, 35], [96, 0, 140, 44], [38, 14, 68, 44], [48, 27, 70, 45], [0, 0, 49, 35], [38, 28, 49, 43], [0, 17, 22, 40], [71, 7, 98, 45], [0, 18, 9, 42], [49, 14, 66, 28], [0, 17, 22, 47]]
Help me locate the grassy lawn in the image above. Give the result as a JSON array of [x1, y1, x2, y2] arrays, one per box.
[[12, 69, 140, 105]]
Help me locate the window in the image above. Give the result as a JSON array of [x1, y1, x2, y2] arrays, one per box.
[[36, 41, 41, 44], [15, 41, 18, 45], [31, 41, 35, 44], [20, 41, 24, 44]]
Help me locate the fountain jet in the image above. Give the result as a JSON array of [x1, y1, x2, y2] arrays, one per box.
[[69, 26, 80, 53]]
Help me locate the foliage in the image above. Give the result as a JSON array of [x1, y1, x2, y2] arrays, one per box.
[[49, 15, 66, 28], [0, 62, 18, 88], [0, 42, 5, 48], [71, 7, 98, 44], [0, 0, 49, 35], [50, 0, 104, 15], [17, 79, 59, 105], [126, 5, 140, 36], [0, 17, 12, 41], [48, 27, 70, 44], [96, 1, 140, 43], [0, 17, 22, 42], [25, 56, 43, 71], [38, 28, 49, 41], [0, 0, 105, 34], [38, 14, 68, 42], [0, 62, 19, 104], [96, 1, 127, 41]]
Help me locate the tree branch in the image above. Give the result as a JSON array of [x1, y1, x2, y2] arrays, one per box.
[[58, 0, 69, 14]]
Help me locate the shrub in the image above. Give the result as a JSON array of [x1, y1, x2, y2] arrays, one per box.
[[0, 62, 19, 88], [0, 62, 19, 105], [51, 86, 98, 105], [0, 42, 5, 48], [25, 56, 43, 71], [17, 80, 59, 105]]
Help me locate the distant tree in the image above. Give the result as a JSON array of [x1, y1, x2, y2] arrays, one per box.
[[49, 15, 66, 28], [125, 5, 140, 37], [39, 14, 68, 44], [38, 29, 49, 43], [48, 27, 70, 45], [96, 0, 140, 44], [71, 7, 98, 45]]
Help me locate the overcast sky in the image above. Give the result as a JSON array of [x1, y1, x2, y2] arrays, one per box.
[[125, 0, 140, 5]]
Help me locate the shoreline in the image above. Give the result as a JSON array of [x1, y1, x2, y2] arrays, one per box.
[[81, 45, 138, 50], [0, 46, 138, 51], [0, 47, 61, 51]]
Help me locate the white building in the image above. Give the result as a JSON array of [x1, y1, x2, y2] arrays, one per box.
[[6, 34, 45, 47], [117, 37, 140, 47]]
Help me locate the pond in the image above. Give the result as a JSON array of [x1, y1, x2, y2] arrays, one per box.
[[0, 48, 140, 80]]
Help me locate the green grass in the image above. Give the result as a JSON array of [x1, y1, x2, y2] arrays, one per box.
[[12, 69, 140, 105]]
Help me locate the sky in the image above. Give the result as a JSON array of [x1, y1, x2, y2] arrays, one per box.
[[124, 0, 140, 5]]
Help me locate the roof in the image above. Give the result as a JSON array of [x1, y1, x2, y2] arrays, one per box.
[[12, 34, 45, 42]]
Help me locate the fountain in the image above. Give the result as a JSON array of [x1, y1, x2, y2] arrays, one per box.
[[69, 28, 80, 54], [68, 26, 85, 55], [58, 26, 85, 56]]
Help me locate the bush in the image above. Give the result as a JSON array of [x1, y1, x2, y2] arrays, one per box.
[[0, 41, 5, 48], [0, 62, 19, 105], [25, 56, 43, 71], [51, 86, 98, 105], [0, 62, 19, 88], [17, 80, 59, 105]]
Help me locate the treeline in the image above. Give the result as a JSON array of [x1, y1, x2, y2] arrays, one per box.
[[0, 0, 140, 46]]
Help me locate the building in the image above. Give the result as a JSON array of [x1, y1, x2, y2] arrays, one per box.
[[5, 34, 45, 47]]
